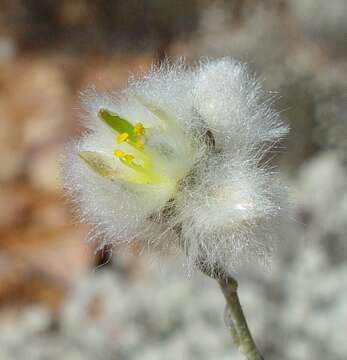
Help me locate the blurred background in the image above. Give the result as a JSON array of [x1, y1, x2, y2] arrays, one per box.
[[0, 1, 346, 359]]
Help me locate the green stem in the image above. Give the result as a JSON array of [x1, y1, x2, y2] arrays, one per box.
[[218, 277, 264, 360]]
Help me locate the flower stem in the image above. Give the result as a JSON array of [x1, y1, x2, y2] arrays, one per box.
[[218, 277, 264, 360]]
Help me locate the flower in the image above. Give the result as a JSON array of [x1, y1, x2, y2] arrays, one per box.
[[62, 58, 289, 275]]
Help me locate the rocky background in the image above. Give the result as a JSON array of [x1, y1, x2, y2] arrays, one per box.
[[0, 1, 346, 359]]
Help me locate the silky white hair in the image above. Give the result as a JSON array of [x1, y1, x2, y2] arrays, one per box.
[[62, 58, 289, 275]]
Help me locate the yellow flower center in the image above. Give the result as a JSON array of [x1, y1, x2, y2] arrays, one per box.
[[77, 108, 173, 186], [78, 101, 192, 198]]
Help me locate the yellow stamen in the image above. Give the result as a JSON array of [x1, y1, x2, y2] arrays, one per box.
[[116, 132, 129, 143], [113, 149, 134, 163], [113, 149, 125, 158], [123, 154, 134, 162], [134, 122, 145, 136]]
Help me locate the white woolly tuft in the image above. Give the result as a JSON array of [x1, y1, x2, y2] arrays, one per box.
[[61, 57, 289, 275], [193, 58, 288, 154], [176, 157, 286, 274]]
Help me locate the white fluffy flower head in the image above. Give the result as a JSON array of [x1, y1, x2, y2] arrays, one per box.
[[62, 58, 288, 276]]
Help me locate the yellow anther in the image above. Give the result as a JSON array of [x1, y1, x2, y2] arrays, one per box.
[[113, 149, 125, 158], [113, 149, 134, 163], [123, 154, 134, 162], [116, 132, 129, 143], [134, 122, 145, 136]]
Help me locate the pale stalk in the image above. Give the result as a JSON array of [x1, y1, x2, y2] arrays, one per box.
[[218, 276, 264, 360], [198, 260, 264, 360]]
